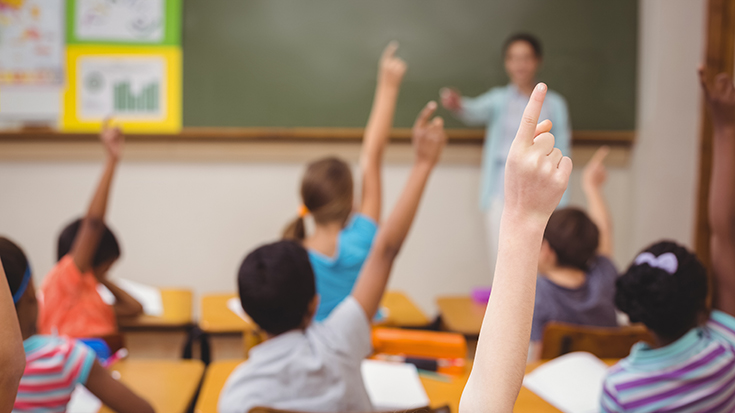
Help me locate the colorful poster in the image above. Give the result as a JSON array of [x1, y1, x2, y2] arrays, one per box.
[[0, 0, 65, 85], [67, 0, 181, 46], [62, 45, 181, 132]]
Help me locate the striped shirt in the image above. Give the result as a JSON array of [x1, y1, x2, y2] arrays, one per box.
[[601, 310, 735, 412], [14, 335, 96, 413]]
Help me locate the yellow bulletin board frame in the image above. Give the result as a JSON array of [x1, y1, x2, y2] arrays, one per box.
[[62, 45, 182, 133]]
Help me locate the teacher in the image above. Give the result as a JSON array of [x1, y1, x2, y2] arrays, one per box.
[[441, 33, 571, 269]]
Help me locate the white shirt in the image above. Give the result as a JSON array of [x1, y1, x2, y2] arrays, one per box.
[[218, 297, 373, 413]]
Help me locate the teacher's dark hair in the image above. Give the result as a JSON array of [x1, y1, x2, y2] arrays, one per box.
[[503, 33, 543, 59]]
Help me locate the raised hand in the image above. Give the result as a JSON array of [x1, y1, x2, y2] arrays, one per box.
[[700, 67, 735, 130], [378, 41, 407, 88], [412, 101, 448, 166], [100, 119, 124, 161], [504, 83, 572, 223], [440, 87, 462, 112], [583, 146, 610, 192]]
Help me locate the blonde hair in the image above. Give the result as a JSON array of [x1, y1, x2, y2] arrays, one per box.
[[283, 157, 354, 240]]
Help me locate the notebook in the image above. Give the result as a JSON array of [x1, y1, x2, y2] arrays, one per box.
[[361, 359, 430, 411], [522, 351, 611, 413], [97, 278, 164, 316]]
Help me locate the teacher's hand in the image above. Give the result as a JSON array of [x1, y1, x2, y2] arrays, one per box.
[[440, 87, 462, 112]]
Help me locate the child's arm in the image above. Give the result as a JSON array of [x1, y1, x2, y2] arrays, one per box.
[[0, 261, 25, 413], [352, 101, 447, 319], [700, 68, 735, 317], [359, 42, 407, 222], [85, 360, 155, 413], [70, 121, 123, 274], [100, 280, 144, 318], [459, 83, 572, 413], [582, 146, 613, 257]]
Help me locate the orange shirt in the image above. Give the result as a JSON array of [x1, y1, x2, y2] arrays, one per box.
[[38, 255, 116, 338]]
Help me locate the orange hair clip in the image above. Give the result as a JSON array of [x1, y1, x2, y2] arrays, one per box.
[[298, 205, 309, 218]]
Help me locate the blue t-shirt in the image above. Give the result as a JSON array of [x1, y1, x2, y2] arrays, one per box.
[[309, 213, 378, 321]]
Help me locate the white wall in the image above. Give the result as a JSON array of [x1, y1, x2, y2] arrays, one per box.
[[628, 0, 706, 257], [0, 0, 707, 317]]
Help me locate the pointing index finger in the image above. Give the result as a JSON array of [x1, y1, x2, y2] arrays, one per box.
[[382, 41, 399, 61], [515, 83, 547, 146], [414, 101, 437, 129]]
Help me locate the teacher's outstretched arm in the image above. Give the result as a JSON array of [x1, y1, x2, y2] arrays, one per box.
[[459, 83, 572, 413]]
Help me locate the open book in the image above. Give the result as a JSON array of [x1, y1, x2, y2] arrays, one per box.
[[361, 359, 430, 411], [523, 352, 611, 413]]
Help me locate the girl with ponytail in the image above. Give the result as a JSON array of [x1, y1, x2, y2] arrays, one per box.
[[283, 42, 407, 321]]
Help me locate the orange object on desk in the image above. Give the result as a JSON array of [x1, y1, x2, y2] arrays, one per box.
[[372, 328, 467, 375]]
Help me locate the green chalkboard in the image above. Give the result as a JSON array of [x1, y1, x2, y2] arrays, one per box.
[[182, 0, 637, 130]]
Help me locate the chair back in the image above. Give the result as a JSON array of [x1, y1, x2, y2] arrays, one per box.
[[541, 322, 654, 359]]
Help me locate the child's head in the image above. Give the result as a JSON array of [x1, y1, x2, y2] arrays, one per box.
[[283, 157, 354, 240], [616, 241, 708, 343], [540, 208, 599, 272], [58, 218, 121, 276], [0, 237, 37, 337], [238, 240, 318, 336]]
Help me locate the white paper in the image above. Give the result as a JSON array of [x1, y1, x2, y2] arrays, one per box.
[[75, 0, 165, 43], [226, 297, 254, 323], [77, 55, 167, 121], [96, 278, 164, 317], [360, 359, 430, 411], [522, 352, 610, 413], [67, 384, 102, 413]]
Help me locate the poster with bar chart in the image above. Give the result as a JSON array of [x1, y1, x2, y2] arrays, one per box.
[[62, 45, 181, 132]]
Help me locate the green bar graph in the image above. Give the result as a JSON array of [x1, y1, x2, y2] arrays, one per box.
[[113, 81, 160, 113]]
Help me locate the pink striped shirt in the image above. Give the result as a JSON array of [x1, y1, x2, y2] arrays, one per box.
[[14, 335, 96, 413]]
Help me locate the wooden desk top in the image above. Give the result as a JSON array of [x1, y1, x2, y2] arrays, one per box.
[[99, 359, 205, 413], [200, 291, 429, 334], [118, 289, 194, 330], [195, 360, 471, 413], [380, 291, 430, 327], [436, 296, 486, 336], [200, 293, 256, 334]]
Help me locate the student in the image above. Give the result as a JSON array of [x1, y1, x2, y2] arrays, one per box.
[[0, 260, 25, 413], [459, 83, 573, 412], [38, 123, 143, 338], [282, 42, 406, 321], [219, 101, 447, 413], [599, 69, 735, 412], [529, 146, 617, 360], [0, 237, 154, 413]]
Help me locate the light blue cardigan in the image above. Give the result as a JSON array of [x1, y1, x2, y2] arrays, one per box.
[[457, 84, 571, 211]]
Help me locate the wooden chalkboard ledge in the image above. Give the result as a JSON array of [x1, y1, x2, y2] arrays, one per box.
[[0, 128, 634, 146]]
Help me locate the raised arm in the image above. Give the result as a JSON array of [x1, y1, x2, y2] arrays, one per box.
[[582, 146, 613, 257], [71, 121, 124, 274], [0, 261, 25, 413], [360, 41, 407, 222], [700, 68, 735, 317], [352, 101, 447, 319], [460, 83, 572, 413]]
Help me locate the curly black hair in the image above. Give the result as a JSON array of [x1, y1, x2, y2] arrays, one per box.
[[615, 241, 708, 342]]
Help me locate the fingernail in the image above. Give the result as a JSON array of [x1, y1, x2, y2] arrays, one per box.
[[536, 83, 547, 92]]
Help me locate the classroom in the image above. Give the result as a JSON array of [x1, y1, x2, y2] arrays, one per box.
[[0, 0, 731, 412]]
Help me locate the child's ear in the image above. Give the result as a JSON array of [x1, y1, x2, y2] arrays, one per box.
[[306, 295, 320, 320]]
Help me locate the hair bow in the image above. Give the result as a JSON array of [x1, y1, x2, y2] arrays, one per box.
[[634, 252, 678, 274]]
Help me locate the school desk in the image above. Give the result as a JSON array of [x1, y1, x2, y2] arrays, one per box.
[[117, 289, 194, 359], [194, 359, 473, 413], [436, 296, 486, 336], [98, 359, 205, 413], [199, 291, 429, 334], [118, 289, 194, 330]]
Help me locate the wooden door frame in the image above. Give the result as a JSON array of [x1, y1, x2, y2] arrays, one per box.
[[695, 0, 735, 270]]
